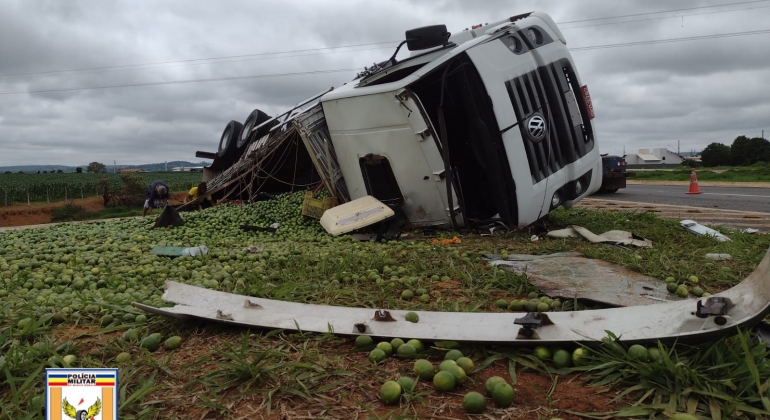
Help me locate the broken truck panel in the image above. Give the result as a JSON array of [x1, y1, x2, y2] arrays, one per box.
[[135, 247, 770, 346], [195, 11, 602, 230], [486, 253, 679, 307], [320, 196, 395, 236]]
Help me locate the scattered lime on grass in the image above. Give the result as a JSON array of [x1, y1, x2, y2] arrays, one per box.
[[688, 275, 699, 284], [355, 335, 373, 349], [537, 302, 550, 312], [485, 376, 507, 396], [99, 315, 114, 327], [163, 336, 182, 350], [495, 299, 508, 309], [572, 348, 590, 366], [122, 328, 139, 342], [405, 312, 419, 323], [552, 349, 572, 368], [115, 352, 131, 363], [665, 276, 676, 283], [419, 294, 430, 303], [445, 349, 463, 360], [376, 342, 393, 356], [463, 391, 486, 414], [397, 344, 417, 359], [508, 300, 524, 311], [369, 348, 387, 364], [140, 335, 161, 352], [628, 344, 648, 361], [379, 381, 402, 404], [676, 285, 689, 298], [492, 382, 514, 407], [534, 346, 552, 361], [691, 287, 704, 297], [456, 357, 474, 374], [62, 355, 77, 367], [439, 360, 457, 371], [414, 359, 435, 380], [406, 339, 424, 353], [397, 376, 415, 393], [648, 348, 662, 362], [667, 283, 679, 293], [135, 314, 147, 323], [447, 365, 467, 385], [525, 300, 539, 312], [390, 338, 404, 352], [402, 290, 414, 300], [415, 288, 427, 296], [528, 292, 539, 299], [433, 370, 456, 392]]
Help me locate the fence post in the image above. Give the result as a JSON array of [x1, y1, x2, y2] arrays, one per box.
[[80, 187, 83, 200], [3, 190, 6, 207], [27, 190, 30, 206], [47, 187, 49, 203], [65, 186, 67, 202]]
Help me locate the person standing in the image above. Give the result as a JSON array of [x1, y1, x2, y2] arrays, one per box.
[[143, 180, 170, 217]]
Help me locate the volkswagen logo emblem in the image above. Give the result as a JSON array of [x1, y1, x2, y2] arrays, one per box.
[[526, 113, 546, 142]]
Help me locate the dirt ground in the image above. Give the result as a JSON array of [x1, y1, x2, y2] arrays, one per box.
[[0, 193, 188, 228]]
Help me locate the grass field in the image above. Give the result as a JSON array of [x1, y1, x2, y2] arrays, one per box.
[[630, 164, 770, 182], [0, 172, 203, 205], [2, 191, 770, 419]]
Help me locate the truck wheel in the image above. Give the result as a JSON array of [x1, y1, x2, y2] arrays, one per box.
[[217, 120, 244, 161], [237, 109, 272, 149]]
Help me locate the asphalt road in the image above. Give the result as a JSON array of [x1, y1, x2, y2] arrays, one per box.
[[593, 184, 770, 213]]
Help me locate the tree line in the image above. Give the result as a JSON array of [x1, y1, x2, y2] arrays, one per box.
[[700, 136, 770, 167]]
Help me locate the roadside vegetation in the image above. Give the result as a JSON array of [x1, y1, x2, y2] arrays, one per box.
[[1, 190, 769, 418], [630, 163, 770, 182]]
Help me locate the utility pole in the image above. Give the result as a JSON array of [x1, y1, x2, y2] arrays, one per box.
[[677, 140, 680, 156], [113, 160, 116, 174]]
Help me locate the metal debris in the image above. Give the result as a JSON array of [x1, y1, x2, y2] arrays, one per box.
[[705, 253, 732, 260], [681, 220, 731, 242], [546, 225, 653, 247]]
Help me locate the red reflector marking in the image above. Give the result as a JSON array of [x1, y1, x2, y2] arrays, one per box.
[[580, 85, 595, 120]]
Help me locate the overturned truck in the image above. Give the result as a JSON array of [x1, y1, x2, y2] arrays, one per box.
[[193, 11, 601, 229]]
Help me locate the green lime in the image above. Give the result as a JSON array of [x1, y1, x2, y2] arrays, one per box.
[[419, 294, 430, 303], [463, 391, 486, 414], [397, 344, 417, 359], [446, 365, 467, 385], [115, 352, 131, 363], [485, 376, 506, 396], [628, 344, 648, 361], [402, 290, 414, 300], [163, 336, 182, 350], [648, 348, 662, 363], [397, 376, 415, 393], [691, 287, 704, 297], [439, 359, 457, 371], [433, 370, 456, 392], [536, 302, 549, 312], [533, 346, 552, 361], [456, 357, 474, 374], [508, 300, 524, 311], [413, 359, 435, 380], [572, 348, 590, 367], [406, 339, 424, 353], [524, 300, 539, 312], [405, 312, 419, 323], [665, 276, 676, 283], [355, 335, 373, 349], [445, 349, 463, 360], [676, 285, 689, 298], [140, 335, 161, 352], [390, 338, 404, 351], [688, 275, 699, 284], [495, 299, 508, 309], [552, 349, 572, 368], [492, 382, 514, 407], [99, 315, 114, 327], [415, 288, 427, 296], [528, 292, 539, 299], [667, 283, 678, 293], [379, 381, 402, 404], [376, 342, 393, 356], [369, 348, 387, 364]]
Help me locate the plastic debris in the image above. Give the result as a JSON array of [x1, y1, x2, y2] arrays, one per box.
[[680, 220, 731, 242], [181, 245, 209, 257], [431, 236, 462, 245], [546, 225, 652, 247], [704, 253, 732, 260]]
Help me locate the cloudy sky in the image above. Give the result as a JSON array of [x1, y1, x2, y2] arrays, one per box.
[[1, 0, 769, 167]]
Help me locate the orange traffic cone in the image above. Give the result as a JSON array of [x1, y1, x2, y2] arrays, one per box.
[[686, 168, 702, 194]]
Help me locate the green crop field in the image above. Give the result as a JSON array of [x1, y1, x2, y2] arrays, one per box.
[[0, 172, 204, 205], [2, 190, 770, 418]]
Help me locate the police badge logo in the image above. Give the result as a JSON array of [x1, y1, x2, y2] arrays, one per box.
[[45, 368, 118, 420]]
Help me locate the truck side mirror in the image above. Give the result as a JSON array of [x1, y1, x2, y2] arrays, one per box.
[[405, 25, 451, 51]]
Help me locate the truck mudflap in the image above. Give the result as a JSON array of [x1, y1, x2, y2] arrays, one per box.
[[134, 247, 770, 345]]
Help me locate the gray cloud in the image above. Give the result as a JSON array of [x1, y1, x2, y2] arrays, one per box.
[[1, 0, 769, 165]]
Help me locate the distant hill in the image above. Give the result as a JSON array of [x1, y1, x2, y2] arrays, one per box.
[[0, 161, 211, 174]]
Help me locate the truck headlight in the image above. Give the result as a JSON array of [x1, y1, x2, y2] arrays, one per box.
[[551, 192, 561, 208], [574, 179, 584, 196]]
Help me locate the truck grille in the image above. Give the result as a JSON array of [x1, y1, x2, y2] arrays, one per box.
[[505, 59, 594, 183]]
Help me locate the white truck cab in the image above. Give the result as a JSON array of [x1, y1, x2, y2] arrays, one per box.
[[199, 11, 601, 230]]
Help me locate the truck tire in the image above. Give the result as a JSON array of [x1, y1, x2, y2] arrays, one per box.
[[237, 109, 272, 149], [217, 120, 244, 161]]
